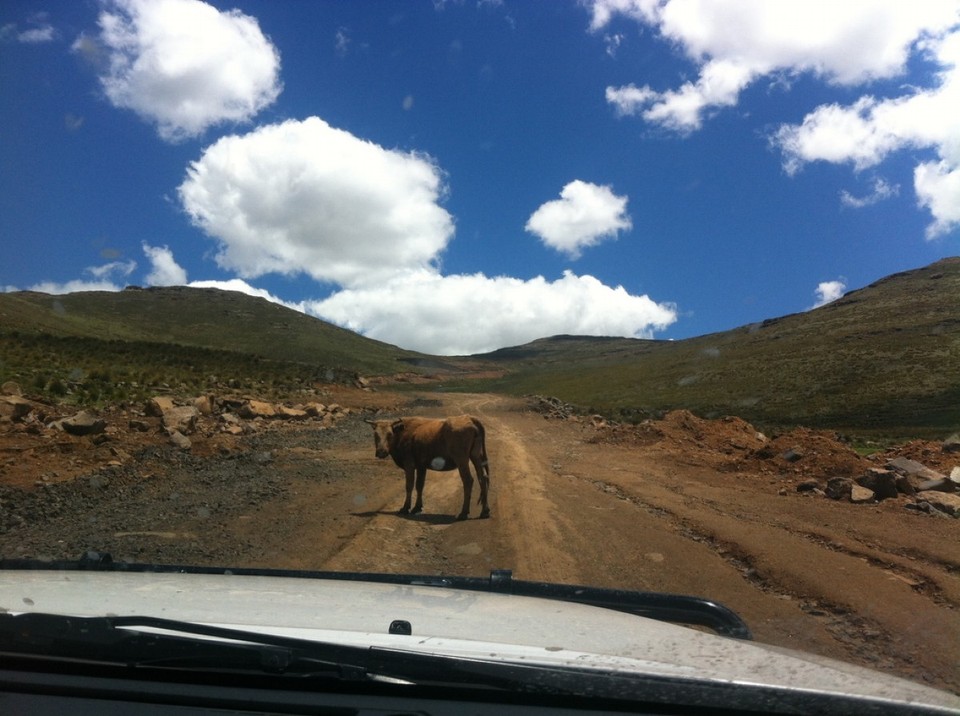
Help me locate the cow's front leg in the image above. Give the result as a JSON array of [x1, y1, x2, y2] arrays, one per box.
[[456, 464, 474, 520], [399, 467, 415, 514], [411, 467, 426, 514]]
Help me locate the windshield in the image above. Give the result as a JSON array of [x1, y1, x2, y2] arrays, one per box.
[[1, 0, 959, 710]]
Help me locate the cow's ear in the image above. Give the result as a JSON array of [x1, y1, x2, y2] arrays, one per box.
[[391, 419, 405, 434]]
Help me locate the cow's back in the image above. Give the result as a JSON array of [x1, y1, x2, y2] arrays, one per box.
[[442, 414, 481, 434], [398, 417, 445, 445], [394, 416, 481, 468]]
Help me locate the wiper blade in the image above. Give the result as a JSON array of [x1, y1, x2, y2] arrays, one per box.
[[0, 612, 374, 679], [0, 612, 588, 692], [0, 613, 942, 715], [0, 612, 599, 697]]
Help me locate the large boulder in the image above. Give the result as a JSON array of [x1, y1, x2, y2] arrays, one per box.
[[145, 396, 176, 417], [193, 395, 215, 415], [303, 403, 326, 417], [238, 400, 277, 419], [0, 395, 34, 422], [825, 476, 853, 500], [850, 485, 875, 503], [1, 381, 23, 396], [168, 430, 192, 451], [887, 457, 954, 492], [919, 492, 960, 517], [276, 405, 308, 420], [57, 410, 107, 436], [855, 468, 899, 500], [161, 406, 199, 435], [887, 457, 944, 481]]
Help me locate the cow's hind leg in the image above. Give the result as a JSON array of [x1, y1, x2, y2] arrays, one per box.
[[399, 467, 415, 515], [456, 463, 474, 520], [411, 467, 426, 514], [472, 453, 491, 518]]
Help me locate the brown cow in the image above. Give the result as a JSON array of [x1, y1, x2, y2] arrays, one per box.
[[365, 415, 490, 520]]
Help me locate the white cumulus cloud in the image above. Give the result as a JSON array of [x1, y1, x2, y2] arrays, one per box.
[[26, 260, 137, 294], [143, 243, 188, 285], [88, 0, 281, 142], [525, 180, 632, 259], [173, 118, 675, 354], [840, 177, 900, 209], [18, 25, 57, 44], [810, 279, 846, 309], [2, 12, 57, 44], [773, 27, 960, 237], [592, 0, 959, 131], [588, 0, 960, 238], [20, 108, 677, 356], [187, 278, 296, 307], [606, 58, 754, 132], [915, 160, 960, 238], [308, 270, 676, 355], [178, 117, 455, 288]]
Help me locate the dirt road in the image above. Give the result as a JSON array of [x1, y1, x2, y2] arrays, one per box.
[[2, 389, 958, 693]]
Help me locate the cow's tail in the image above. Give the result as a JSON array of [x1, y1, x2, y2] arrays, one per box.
[[472, 417, 490, 503]]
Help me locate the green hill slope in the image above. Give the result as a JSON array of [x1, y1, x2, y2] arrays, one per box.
[[2, 259, 957, 433], [470, 258, 960, 433], [0, 286, 415, 372], [0, 286, 430, 402]]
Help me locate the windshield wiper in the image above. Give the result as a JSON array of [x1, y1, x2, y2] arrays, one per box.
[[0, 611, 592, 693], [0, 611, 655, 703], [0, 612, 943, 715], [0, 612, 369, 679]]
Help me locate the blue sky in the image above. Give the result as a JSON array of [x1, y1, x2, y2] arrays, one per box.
[[2, 0, 958, 355]]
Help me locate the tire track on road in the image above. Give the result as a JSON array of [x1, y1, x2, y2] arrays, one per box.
[[432, 394, 584, 582], [574, 473, 960, 689], [318, 457, 466, 574], [481, 414, 581, 582]]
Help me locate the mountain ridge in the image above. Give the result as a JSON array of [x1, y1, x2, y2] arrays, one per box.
[[2, 258, 958, 433]]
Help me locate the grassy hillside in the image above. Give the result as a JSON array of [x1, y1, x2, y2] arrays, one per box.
[[2, 259, 957, 434], [0, 286, 431, 403], [0, 287, 416, 371], [463, 258, 960, 435]]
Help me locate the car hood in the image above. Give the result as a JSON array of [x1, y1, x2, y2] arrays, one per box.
[[2, 569, 958, 712]]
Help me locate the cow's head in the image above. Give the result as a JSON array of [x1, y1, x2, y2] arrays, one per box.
[[365, 418, 404, 459]]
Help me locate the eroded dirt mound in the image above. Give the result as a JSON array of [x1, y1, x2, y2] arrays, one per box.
[[877, 439, 959, 473], [585, 410, 767, 453], [586, 408, 872, 478], [657, 410, 768, 454], [563, 405, 959, 511], [737, 427, 874, 479]]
